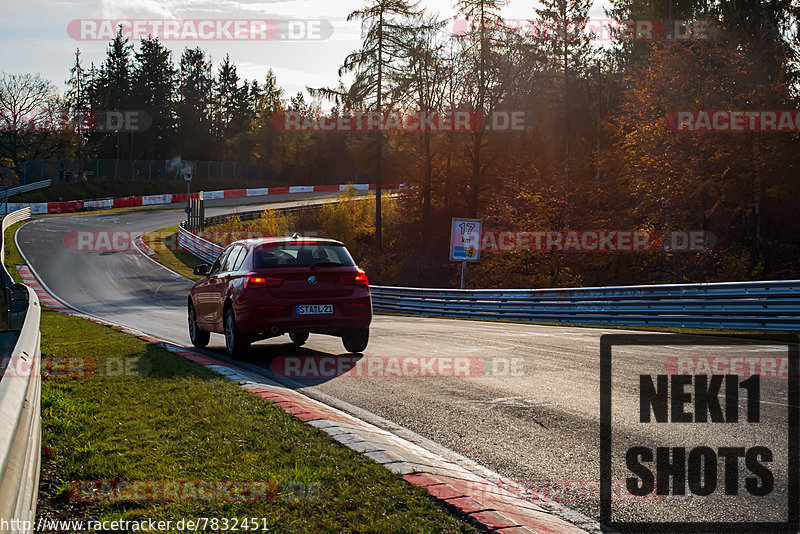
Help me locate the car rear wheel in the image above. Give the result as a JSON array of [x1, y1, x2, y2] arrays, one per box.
[[224, 308, 250, 359], [289, 332, 309, 346], [188, 303, 210, 348], [342, 328, 369, 353]]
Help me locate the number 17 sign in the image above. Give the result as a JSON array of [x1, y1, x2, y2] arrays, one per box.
[[450, 217, 483, 262]]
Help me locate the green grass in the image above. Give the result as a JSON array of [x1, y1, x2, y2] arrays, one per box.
[[3, 218, 27, 283], [142, 226, 204, 281], [36, 310, 478, 532], [1, 219, 475, 531]]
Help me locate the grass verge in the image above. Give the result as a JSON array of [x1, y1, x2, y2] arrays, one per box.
[[3, 218, 28, 283], [142, 225, 204, 281], [2, 220, 476, 531], [34, 310, 477, 532]]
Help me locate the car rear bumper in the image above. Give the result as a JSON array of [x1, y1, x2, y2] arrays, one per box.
[[233, 294, 372, 335]]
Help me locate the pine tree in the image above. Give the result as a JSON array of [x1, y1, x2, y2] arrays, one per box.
[[134, 37, 176, 158], [213, 54, 251, 157], [177, 47, 214, 159], [535, 0, 594, 227], [95, 27, 135, 159]]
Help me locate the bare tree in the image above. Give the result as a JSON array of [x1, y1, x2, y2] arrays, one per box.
[[390, 14, 450, 221], [454, 0, 509, 217], [315, 0, 422, 256], [0, 72, 68, 182]]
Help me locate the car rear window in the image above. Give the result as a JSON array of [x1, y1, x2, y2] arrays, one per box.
[[253, 243, 356, 268]]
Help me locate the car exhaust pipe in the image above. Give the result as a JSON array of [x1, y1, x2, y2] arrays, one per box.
[[270, 325, 281, 335]]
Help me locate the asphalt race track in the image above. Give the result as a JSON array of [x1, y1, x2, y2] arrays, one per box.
[[16, 194, 796, 530]]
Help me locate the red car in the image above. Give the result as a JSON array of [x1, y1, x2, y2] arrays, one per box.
[[188, 236, 372, 358]]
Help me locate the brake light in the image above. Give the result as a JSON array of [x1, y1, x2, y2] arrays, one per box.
[[245, 275, 282, 289], [342, 271, 369, 287]]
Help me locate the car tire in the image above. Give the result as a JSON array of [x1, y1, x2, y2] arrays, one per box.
[[188, 303, 210, 348], [224, 308, 250, 359], [289, 332, 309, 346], [342, 328, 369, 353]]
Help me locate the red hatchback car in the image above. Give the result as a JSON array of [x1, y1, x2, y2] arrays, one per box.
[[188, 236, 372, 357]]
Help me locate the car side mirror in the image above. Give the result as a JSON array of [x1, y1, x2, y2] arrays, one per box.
[[193, 264, 209, 276]]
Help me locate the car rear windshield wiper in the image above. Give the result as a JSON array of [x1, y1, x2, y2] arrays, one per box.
[[310, 261, 343, 269]]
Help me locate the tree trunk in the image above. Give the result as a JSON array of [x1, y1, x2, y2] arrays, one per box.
[[375, 9, 384, 257]]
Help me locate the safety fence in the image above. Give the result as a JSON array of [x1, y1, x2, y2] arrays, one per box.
[[177, 215, 800, 332], [0, 159, 374, 187], [368, 283, 800, 331], [0, 208, 40, 534]]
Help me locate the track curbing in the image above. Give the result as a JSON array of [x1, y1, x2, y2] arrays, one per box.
[[15, 228, 594, 534]]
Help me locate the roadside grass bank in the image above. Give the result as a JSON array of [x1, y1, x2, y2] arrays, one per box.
[[34, 310, 479, 531], [4, 219, 28, 283], [1, 221, 478, 532], [142, 225, 204, 282], [34, 311, 477, 531]]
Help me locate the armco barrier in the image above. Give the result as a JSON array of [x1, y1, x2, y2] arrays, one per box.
[[177, 219, 800, 332], [176, 192, 389, 265], [369, 283, 800, 331], [178, 225, 223, 265], [0, 208, 40, 534]]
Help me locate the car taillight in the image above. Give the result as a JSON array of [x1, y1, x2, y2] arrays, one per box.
[[342, 271, 369, 287], [245, 275, 282, 289]]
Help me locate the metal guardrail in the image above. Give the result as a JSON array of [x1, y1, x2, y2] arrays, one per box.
[[177, 194, 382, 265], [200, 193, 378, 228], [1, 180, 52, 200], [176, 208, 800, 332], [0, 208, 40, 534], [178, 225, 223, 265], [369, 284, 800, 331]]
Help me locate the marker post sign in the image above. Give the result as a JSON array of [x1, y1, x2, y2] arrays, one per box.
[[184, 169, 192, 219], [450, 218, 482, 289]]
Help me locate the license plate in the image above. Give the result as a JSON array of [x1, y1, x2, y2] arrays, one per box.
[[296, 304, 333, 315]]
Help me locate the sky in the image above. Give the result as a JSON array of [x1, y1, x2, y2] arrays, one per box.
[[0, 0, 608, 101]]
